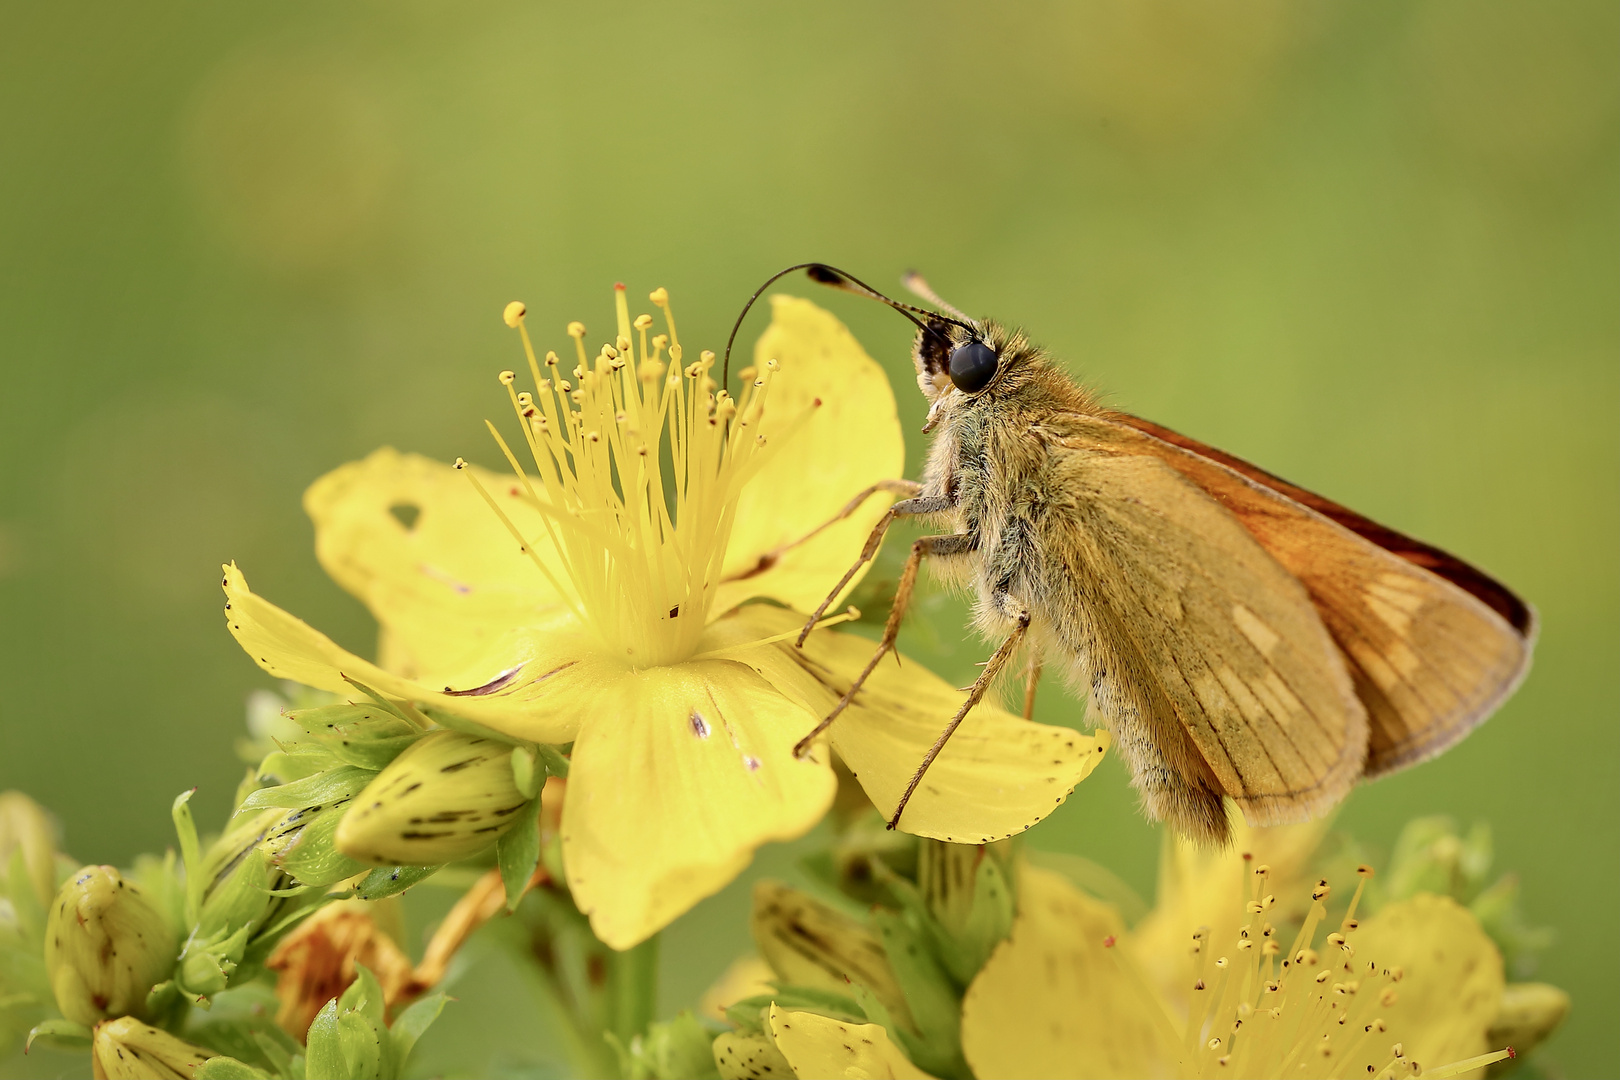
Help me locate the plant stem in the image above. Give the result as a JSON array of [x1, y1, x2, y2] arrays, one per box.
[[606, 933, 660, 1048]]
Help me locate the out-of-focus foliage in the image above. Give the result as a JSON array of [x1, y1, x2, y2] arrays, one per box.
[[0, 1, 1613, 1076]]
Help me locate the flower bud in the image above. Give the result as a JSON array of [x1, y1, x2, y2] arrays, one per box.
[[0, 790, 60, 906], [45, 867, 178, 1025], [90, 1017, 215, 1079], [1487, 982, 1570, 1059], [336, 733, 528, 866]]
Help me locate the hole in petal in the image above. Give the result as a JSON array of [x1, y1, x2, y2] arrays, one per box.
[[689, 711, 710, 738], [389, 502, 422, 530]]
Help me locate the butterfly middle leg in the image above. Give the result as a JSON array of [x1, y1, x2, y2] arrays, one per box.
[[793, 508, 971, 757]]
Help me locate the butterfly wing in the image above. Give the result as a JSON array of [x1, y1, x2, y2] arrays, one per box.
[[1041, 414, 1369, 838], [1109, 412, 1533, 777]]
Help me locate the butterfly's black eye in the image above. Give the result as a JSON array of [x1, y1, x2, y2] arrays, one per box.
[[948, 341, 998, 393]]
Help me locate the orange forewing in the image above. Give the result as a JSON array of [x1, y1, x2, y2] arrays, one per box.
[[1108, 413, 1534, 776]]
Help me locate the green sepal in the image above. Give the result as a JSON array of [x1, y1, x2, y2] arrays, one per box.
[[267, 804, 366, 888], [173, 788, 204, 925], [938, 854, 1015, 984], [873, 909, 967, 1078], [389, 991, 448, 1070], [496, 801, 541, 910], [194, 1057, 271, 1079], [24, 1018, 92, 1051], [286, 703, 418, 771], [630, 1011, 722, 1080], [237, 766, 376, 814], [723, 986, 866, 1034], [254, 750, 338, 786], [534, 742, 571, 779], [340, 676, 416, 725], [337, 1011, 388, 1080], [303, 999, 345, 1080], [353, 864, 440, 902], [510, 745, 540, 798]]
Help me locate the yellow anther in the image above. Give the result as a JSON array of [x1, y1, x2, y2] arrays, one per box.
[[1357, 864, 1375, 877], [1392, 1042, 1404, 1058], [516, 392, 534, 406], [700, 349, 716, 364], [1327, 933, 1346, 948], [649, 287, 669, 306], [1255, 863, 1271, 876], [601, 344, 618, 360], [669, 343, 683, 363], [616, 336, 631, 353], [545, 350, 560, 367], [1315, 970, 1331, 983], [586, 431, 600, 442], [453, 457, 467, 470], [499, 370, 516, 385], [557, 380, 572, 393], [738, 365, 757, 381], [766, 358, 779, 369], [503, 301, 527, 327], [633, 314, 654, 331], [567, 321, 586, 338]]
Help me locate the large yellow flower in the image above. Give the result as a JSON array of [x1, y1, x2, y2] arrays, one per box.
[[221, 286, 1106, 949]]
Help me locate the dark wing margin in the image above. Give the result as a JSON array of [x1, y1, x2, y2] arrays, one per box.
[[1114, 414, 1536, 637]]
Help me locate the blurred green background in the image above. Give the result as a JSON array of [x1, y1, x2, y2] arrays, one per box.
[[2, 1, 1614, 1075]]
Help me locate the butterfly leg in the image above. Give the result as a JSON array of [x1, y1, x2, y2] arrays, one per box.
[[726, 479, 923, 587], [795, 493, 955, 647], [889, 611, 1032, 830], [1022, 654, 1043, 720], [792, 529, 973, 757]]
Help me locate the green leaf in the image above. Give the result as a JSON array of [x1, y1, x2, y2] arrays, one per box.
[[237, 766, 376, 813], [496, 800, 540, 910], [173, 787, 204, 925], [353, 864, 440, 902], [389, 991, 448, 1068], [303, 1000, 345, 1080], [195, 1057, 271, 1079], [338, 963, 387, 1028], [340, 677, 417, 725], [25, 1018, 92, 1051]]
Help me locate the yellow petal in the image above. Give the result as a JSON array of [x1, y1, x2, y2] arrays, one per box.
[[701, 606, 1109, 841], [222, 562, 612, 743], [717, 296, 905, 614], [1354, 894, 1505, 1075], [769, 1004, 936, 1080], [1128, 815, 1333, 1007], [305, 447, 568, 678], [961, 865, 1176, 1080], [561, 660, 836, 950]]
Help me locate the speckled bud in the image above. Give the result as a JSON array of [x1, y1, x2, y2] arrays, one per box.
[[90, 1016, 213, 1079], [336, 732, 528, 866], [45, 867, 178, 1026]]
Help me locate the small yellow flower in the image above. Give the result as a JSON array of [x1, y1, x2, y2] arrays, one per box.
[[960, 863, 1513, 1079], [221, 287, 1107, 949]]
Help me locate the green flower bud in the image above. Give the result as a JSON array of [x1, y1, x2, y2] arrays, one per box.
[[90, 1016, 214, 1079], [45, 867, 178, 1026], [336, 733, 528, 866], [0, 791, 60, 907]]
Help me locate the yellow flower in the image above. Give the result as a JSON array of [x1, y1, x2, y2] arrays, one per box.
[[959, 862, 1514, 1080], [221, 286, 1108, 949]]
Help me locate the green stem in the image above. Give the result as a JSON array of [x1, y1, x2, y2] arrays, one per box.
[[606, 933, 660, 1048]]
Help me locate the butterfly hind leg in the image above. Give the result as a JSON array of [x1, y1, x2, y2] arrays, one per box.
[[888, 610, 1031, 830]]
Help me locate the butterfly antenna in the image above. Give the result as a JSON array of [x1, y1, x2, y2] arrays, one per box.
[[722, 263, 973, 388]]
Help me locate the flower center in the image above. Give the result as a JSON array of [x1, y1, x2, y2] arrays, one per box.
[[457, 285, 807, 668]]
